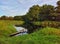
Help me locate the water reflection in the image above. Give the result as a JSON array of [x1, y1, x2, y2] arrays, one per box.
[[14, 26, 28, 36]]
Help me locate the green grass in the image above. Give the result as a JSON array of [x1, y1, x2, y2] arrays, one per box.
[[7, 27, 60, 44], [0, 20, 60, 44], [0, 20, 24, 37]]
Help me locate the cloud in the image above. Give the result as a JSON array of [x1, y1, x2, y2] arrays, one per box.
[[0, 0, 57, 16], [0, 5, 26, 16], [0, 0, 26, 16]]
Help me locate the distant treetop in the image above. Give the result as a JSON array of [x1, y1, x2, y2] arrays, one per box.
[[57, 0, 60, 5]]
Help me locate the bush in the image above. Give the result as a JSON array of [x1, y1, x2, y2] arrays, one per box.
[[40, 21, 60, 28]]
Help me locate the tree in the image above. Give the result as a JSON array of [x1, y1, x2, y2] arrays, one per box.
[[26, 5, 40, 21], [39, 4, 54, 21], [50, 0, 60, 21]]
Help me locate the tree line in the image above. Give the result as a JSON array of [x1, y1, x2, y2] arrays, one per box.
[[0, 16, 23, 20], [0, 4, 60, 21], [0, 4, 60, 33]]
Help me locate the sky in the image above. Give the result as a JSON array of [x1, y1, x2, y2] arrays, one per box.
[[0, 0, 58, 16]]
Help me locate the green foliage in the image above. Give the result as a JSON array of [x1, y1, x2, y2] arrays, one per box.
[[34, 21, 60, 28], [0, 20, 24, 37], [39, 5, 54, 21], [40, 5, 54, 14], [25, 4, 55, 21], [14, 16, 23, 20], [0, 21, 60, 44], [26, 5, 40, 21], [38, 27, 60, 35], [2, 27, 60, 44]]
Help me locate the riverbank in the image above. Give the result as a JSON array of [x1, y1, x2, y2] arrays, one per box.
[[0, 20, 60, 44], [1, 27, 60, 44]]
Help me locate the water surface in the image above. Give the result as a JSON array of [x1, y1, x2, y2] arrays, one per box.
[[14, 26, 28, 36]]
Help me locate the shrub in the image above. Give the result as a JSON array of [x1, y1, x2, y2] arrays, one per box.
[[40, 21, 60, 28]]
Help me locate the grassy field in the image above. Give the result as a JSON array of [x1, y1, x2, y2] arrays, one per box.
[[0, 20, 24, 37], [0, 20, 60, 44]]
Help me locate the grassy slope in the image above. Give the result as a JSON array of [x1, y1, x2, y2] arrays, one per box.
[[18, 27, 60, 44], [0, 20, 60, 44], [3, 27, 60, 44], [12, 27, 60, 44], [0, 20, 24, 36]]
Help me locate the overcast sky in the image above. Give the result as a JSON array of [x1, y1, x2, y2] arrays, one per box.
[[0, 0, 58, 16]]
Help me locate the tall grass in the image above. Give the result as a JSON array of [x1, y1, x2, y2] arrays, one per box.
[[0, 20, 24, 37], [0, 20, 60, 44], [3, 27, 60, 44]]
